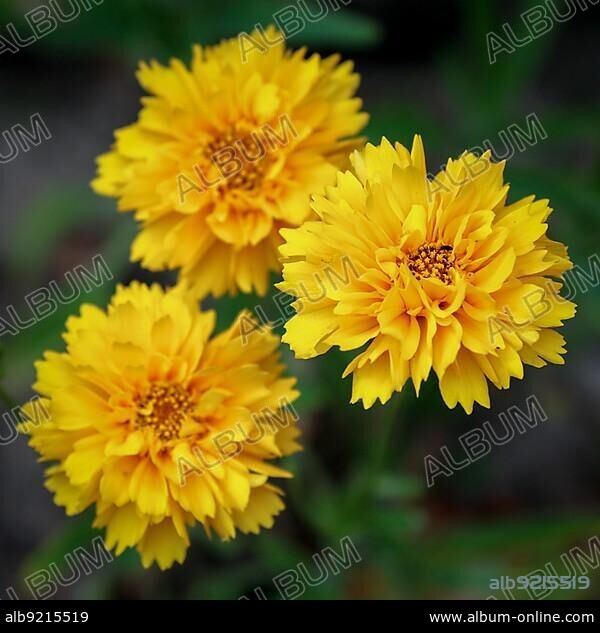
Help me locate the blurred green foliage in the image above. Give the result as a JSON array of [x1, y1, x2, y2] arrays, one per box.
[[1, 0, 382, 62], [1, 0, 599, 600]]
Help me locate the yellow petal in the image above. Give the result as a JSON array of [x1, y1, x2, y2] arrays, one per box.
[[138, 519, 188, 570], [129, 458, 168, 516], [439, 349, 491, 414], [104, 503, 150, 555]]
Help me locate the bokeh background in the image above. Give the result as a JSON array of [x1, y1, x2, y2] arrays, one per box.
[[0, 0, 599, 600]]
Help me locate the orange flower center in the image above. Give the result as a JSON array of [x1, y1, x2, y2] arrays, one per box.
[[204, 127, 268, 192], [407, 242, 456, 284], [134, 383, 194, 441]]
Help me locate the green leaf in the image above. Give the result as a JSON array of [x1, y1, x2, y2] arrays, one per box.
[[3, 221, 134, 389], [17, 0, 381, 62], [7, 187, 114, 278], [20, 513, 101, 581], [422, 515, 600, 562]]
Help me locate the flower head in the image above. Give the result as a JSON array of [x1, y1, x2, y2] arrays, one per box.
[[21, 283, 301, 569], [278, 137, 576, 413], [92, 27, 368, 299]]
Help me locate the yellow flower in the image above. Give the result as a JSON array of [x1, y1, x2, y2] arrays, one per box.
[[20, 282, 301, 569], [278, 137, 576, 413], [92, 27, 368, 299]]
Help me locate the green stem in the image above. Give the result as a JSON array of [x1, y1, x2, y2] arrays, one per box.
[[370, 393, 403, 477], [349, 393, 404, 516]]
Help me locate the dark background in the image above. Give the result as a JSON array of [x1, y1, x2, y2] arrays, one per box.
[[0, 0, 599, 600]]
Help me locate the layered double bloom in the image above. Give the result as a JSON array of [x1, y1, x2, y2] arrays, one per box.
[[92, 28, 367, 298], [278, 137, 575, 413], [22, 283, 300, 569]]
